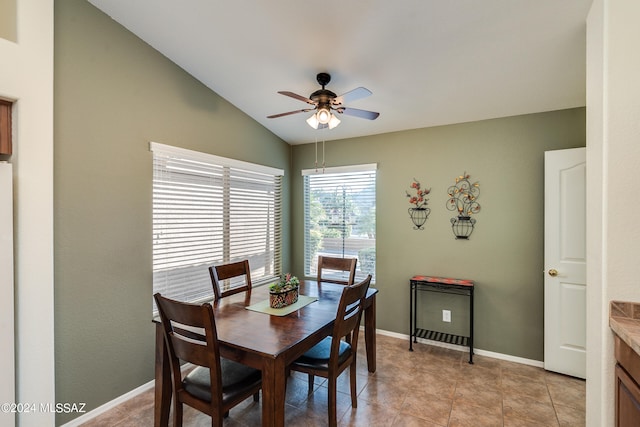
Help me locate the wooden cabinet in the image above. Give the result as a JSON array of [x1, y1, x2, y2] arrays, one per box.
[[615, 335, 640, 426], [0, 99, 11, 155]]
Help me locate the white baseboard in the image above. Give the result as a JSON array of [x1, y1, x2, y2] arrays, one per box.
[[60, 379, 155, 427], [66, 330, 543, 425], [61, 363, 199, 427], [374, 328, 544, 368]]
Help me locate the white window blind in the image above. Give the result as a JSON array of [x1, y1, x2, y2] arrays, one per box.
[[303, 164, 376, 283], [151, 142, 283, 312]]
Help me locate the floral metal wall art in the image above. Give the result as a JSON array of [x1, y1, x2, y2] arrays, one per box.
[[446, 172, 480, 239], [406, 179, 431, 230]]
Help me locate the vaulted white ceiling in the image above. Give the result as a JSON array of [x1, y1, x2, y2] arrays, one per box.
[[88, 0, 592, 145]]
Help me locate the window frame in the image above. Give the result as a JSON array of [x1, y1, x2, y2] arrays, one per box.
[[302, 163, 377, 284], [151, 142, 284, 313]]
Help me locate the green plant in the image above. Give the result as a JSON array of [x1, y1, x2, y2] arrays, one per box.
[[269, 273, 300, 293]]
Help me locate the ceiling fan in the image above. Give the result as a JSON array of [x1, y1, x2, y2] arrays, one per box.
[[267, 73, 380, 130]]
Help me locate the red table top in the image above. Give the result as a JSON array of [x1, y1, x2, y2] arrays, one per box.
[[411, 275, 474, 287]]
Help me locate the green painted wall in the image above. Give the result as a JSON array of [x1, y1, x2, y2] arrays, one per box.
[[0, 0, 16, 42], [53, 0, 586, 422], [53, 0, 290, 423], [291, 108, 585, 361]]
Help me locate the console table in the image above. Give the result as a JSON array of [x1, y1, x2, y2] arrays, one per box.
[[409, 275, 475, 363]]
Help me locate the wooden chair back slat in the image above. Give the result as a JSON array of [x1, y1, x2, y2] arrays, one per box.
[[154, 294, 223, 399], [330, 275, 371, 362], [289, 275, 371, 427], [209, 260, 252, 300], [154, 292, 263, 426], [317, 256, 357, 285]]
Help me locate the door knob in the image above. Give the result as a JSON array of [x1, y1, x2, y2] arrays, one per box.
[[548, 269, 558, 277]]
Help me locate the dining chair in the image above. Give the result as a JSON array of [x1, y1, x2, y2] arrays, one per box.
[[317, 256, 357, 285], [153, 293, 262, 427], [289, 274, 372, 427], [209, 260, 252, 300]]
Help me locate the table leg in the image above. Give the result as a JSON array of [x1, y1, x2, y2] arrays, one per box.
[[364, 294, 377, 373], [409, 282, 414, 351], [154, 323, 171, 427], [469, 287, 474, 364], [261, 358, 287, 427]]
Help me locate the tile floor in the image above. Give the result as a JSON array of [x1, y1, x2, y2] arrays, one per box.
[[81, 334, 586, 426]]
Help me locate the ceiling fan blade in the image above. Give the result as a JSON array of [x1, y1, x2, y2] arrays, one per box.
[[333, 87, 372, 105], [278, 91, 315, 105], [338, 107, 380, 120], [267, 108, 313, 119]]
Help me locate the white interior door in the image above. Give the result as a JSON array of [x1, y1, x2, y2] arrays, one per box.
[[544, 147, 586, 379]]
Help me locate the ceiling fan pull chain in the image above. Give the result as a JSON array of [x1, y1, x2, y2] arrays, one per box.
[[315, 135, 318, 173], [322, 138, 325, 173]]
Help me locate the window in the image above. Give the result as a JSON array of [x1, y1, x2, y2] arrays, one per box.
[[303, 164, 376, 283], [151, 142, 283, 312]]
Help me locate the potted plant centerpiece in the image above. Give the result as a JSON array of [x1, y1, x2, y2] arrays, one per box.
[[269, 273, 300, 308]]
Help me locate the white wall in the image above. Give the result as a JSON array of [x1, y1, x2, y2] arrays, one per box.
[[586, 0, 640, 425], [0, 0, 55, 426], [586, 0, 608, 424], [0, 163, 15, 427]]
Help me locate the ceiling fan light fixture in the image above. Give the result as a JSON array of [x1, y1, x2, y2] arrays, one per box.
[[306, 113, 319, 129], [316, 107, 331, 124], [328, 114, 341, 129]]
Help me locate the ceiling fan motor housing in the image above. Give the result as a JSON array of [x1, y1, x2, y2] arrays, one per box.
[[311, 73, 338, 108], [316, 72, 331, 87]]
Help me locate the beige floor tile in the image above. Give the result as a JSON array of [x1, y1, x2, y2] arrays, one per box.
[[79, 334, 586, 427], [502, 373, 552, 404], [448, 400, 503, 427], [358, 376, 409, 409], [80, 406, 129, 427], [407, 369, 457, 400], [503, 415, 559, 427], [554, 403, 586, 427], [503, 394, 559, 425], [458, 363, 502, 388], [391, 412, 445, 426], [453, 381, 503, 416], [464, 354, 503, 373], [400, 392, 452, 426], [339, 399, 398, 427], [546, 379, 586, 411], [501, 362, 548, 383]]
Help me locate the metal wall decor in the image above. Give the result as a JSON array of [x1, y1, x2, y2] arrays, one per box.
[[446, 172, 480, 239], [406, 179, 431, 230]]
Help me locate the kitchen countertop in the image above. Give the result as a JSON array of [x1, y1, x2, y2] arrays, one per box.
[[610, 301, 640, 356]]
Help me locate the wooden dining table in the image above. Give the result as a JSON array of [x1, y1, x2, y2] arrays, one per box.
[[153, 280, 378, 427]]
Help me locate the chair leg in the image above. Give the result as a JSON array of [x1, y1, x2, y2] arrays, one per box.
[[212, 411, 225, 427], [307, 373, 315, 394], [173, 402, 183, 427], [328, 377, 337, 427], [350, 363, 358, 408], [253, 391, 260, 402]]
